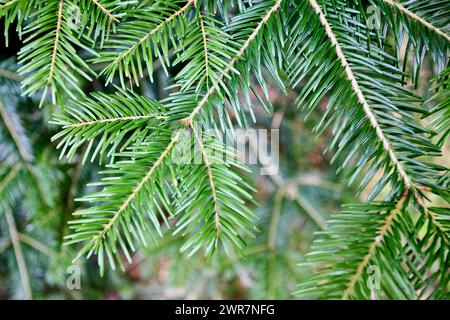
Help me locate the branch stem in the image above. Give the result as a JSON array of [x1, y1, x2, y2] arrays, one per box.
[[342, 191, 408, 299], [5, 209, 32, 300], [48, 0, 64, 84], [308, 0, 412, 189], [65, 114, 167, 128], [91, 0, 282, 245], [198, 11, 210, 87], [382, 0, 450, 42], [191, 124, 221, 232], [0, 101, 32, 162], [0, 0, 19, 10]]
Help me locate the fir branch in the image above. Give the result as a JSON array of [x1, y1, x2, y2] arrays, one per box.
[[382, 0, 450, 42], [0, 165, 20, 193], [290, 1, 449, 299], [18, 0, 96, 103], [198, 11, 210, 85], [18, 232, 56, 257], [0, 100, 32, 163], [0, 0, 19, 10], [47, 0, 64, 85], [119, 0, 192, 60], [65, 114, 167, 128], [190, 123, 221, 232], [341, 190, 408, 299], [267, 190, 283, 252], [70, 0, 282, 264], [5, 208, 32, 300], [121, 0, 283, 202], [0, 68, 21, 81], [90, 0, 119, 23], [1, 0, 448, 297], [98, 0, 195, 86], [376, 0, 449, 85], [1, 93, 54, 210], [297, 197, 449, 299], [87, 131, 180, 249], [308, 0, 412, 189], [184, 0, 282, 123], [52, 90, 167, 162]]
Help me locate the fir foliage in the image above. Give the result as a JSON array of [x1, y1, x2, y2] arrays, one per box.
[[0, 0, 448, 299]]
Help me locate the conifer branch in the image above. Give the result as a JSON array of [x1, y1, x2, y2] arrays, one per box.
[[64, 114, 167, 128], [0, 101, 51, 208], [308, 0, 412, 189], [5, 208, 32, 300], [91, 0, 282, 246], [18, 232, 56, 257], [0, 0, 19, 10], [414, 192, 449, 245], [0, 68, 21, 81], [198, 11, 210, 86], [190, 124, 221, 232], [0, 0, 448, 297], [341, 190, 408, 299], [89, 131, 181, 245], [48, 0, 64, 84], [90, 0, 119, 23], [184, 0, 282, 123], [0, 165, 20, 193], [115, 0, 194, 64], [267, 190, 283, 252], [0, 101, 31, 162], [382, 0, 450, 42]]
